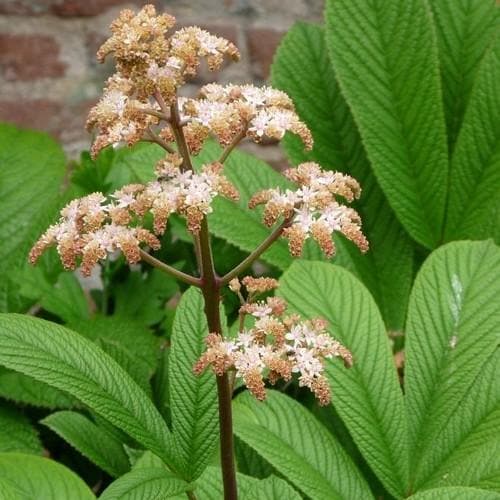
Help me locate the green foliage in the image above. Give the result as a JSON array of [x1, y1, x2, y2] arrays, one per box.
[[0, 407, 42, 455], [169, 288, 218, 481], [407, 486, 500, 500], [0, 452, 95, 500], [41, 411, 130, 478], [443, 35, 500, 242], [272, 22, 414, 331], [429, 0, 499, 153], [99, 468, 188, 500], [233, 390, 372, 499], [0, 124, 66, 312], [405, 241, 500, 491], [279, 261, 408, 497], [0, 314, 175, 469], [325, 0, 448, 248]]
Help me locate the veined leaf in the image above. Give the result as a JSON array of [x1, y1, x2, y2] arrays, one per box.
[[0, 314, 175, 469], [405, 241, 500, 490], [421, 349, 500, 490], [444, 36, 500, 242], [70, 316, 160, 394], [0, 367, 76, 409], [233, 390, 372, 500], [99, 468, 188, 500], [429, 0, 499, 153], [169, 288, 218, 481], [279, 261, 408, 497], [0, 407, 42, 455], [272, 22, 413, 330], [0, 452, 95, 500], [325, 0, 448, 248], [42, 411, 130, 478], [243, 475, 302, 500], [408, 486, 500, 500], [0, 124, 66, 312]]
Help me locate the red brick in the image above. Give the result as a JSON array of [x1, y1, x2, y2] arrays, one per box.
[[51, 0, 158, 17], [0, 1, 52, 15], [246, 27, 285, 80], [0, 100, 63, 136], [0, 34, 66, 81]]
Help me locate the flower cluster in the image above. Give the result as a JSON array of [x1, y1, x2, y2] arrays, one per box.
[[249, 162, 369, 258], [87, 4, 240, 158], [194, 278, 352, 405], [29, 157, 238, 275], [179, 83, 313, 154]]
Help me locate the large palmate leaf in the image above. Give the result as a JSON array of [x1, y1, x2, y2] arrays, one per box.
[[325, 0, 448, 248], [405, 241, 500, 491], [272, 22, 413, 330], [99, 468, 188, 500], [169, 288, 218, 481], [42, 411, 130, 478], [233, 391, 372, 500], [279, 261, 408, 497], [444, 36, 500, 243], [0, 124, 66, 311], [0, 314, 175, 469], [408, 487, 500, 500], [0, 452, 95, 500], [0, 407, 42, 455], [429, 0, 499, 153]]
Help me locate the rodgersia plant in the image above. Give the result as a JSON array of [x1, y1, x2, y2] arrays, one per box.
[[0, 1, 498, 499], [27, 5, 367, 498]]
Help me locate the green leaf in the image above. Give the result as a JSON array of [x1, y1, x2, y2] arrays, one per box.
[[0, 314, 175, 469], [420, 349, 500, 490], [70, 315, 160, 394], [20, 270, 89, 324], [429, 0, 499, 153], [244, 475, 302, 500], [272, 22, 414, 330], [0, 124, 66, 311], [408, 487, 500, 500], [0, 367, 76, 409], [405, 241, 500, 490], [325, 0, 448, 248], [279, 261, 408, 497], [443, 36, 500, 243], [113, 269, 178, 326], [233, 390, 372, 500], [42, 411, 130, 478], [99, 468, 188, 500], [105, 143, 163, 189], [0, 407, 42, 455], [169, 288, 218, 481], [0, 452, 95, 500]]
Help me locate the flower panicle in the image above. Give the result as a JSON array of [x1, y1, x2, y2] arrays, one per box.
[[29, 155, 239, 275], [249, 162, 369, 258], [194, 287, 352, 406]]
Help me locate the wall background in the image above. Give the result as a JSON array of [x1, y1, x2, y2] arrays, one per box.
[[0, 0, 323, 164]]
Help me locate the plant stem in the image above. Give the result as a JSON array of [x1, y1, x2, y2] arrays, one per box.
[[220, 217, 293, 285], [139, 249, 201, 287], [218, 128, 246, 164], [169, 94, 238, 499], [146, 126, 176, 154]]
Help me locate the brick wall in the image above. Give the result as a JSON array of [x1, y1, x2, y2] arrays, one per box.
[[0, 0, 323, 165]]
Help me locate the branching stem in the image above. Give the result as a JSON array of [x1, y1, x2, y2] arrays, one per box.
[[218, 128, 246, 164], [221, 217, 293, 285], [169, 94, 238, 500], [139, 249, 201, 287]]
